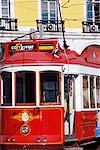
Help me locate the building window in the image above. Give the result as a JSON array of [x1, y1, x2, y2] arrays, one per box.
[[94, 0, 100, 24], [87, 0, 100, 24], [1, 0, 10, 18], [41, 0, 57, 21], [87, 0, 93, 22]]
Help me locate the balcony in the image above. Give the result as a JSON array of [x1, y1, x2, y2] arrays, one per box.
[[36, 20, 65, 32], [0, 18, 18, 31], [82, 21, 100, 33]]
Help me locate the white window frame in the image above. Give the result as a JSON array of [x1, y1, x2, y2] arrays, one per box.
[[41, 0, 58, 21], [1, 0, 9, 18], [86, 0, 100, 24], [82, 75, 99, 109], [0, 0, 14, 18]]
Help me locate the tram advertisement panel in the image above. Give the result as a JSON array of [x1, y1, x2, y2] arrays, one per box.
[[96, 110, 100, 137]]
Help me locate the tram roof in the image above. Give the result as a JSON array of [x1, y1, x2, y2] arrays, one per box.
[[0, 38, 100, 68]]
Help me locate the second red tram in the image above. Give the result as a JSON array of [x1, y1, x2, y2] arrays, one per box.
[[0, 38, 100, 150]]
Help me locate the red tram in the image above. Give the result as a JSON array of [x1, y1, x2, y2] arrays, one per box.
[[0, 38, 100, 150]]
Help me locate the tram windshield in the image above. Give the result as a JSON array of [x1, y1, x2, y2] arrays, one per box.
[[16, 71, 36, 104], [40, 71, 61, 104]]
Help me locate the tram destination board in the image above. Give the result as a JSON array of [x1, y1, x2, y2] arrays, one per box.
[[8, 43, 37, 51]]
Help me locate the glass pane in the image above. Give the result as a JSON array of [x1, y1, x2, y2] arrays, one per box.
[[40, 71, 60, 103], [50, 14, 55, 19], [16, 71, 36, 104], [41, 1, 48, 20], [87, 3, 92, 10], [87, 12, 93, 18], [2, 8, 8, 14], [90, 77, 95, 108], [42, 12, 48, 20], [41, 0, 57, 20], [83, 76, 89, 108], [2, 15, 8, 18], [2, 72, 12, 105], [94, 3, 100, 23], [87, 3, 93, 22], [50, 2, 55, 9], [42, 2, 47, 9], [1, 0, 7, 6], [96, 76, 100, 108]]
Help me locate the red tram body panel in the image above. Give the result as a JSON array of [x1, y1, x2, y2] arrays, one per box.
[[0, 108, 64, 145], [76, 111, 96, 141]]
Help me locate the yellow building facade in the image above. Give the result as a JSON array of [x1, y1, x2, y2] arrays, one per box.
[[14, 0, 38, 27], [62, 0, 84, 29], [14, 0, 84, 30]]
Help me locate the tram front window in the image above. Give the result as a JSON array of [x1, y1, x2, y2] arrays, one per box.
[[2, 72, 12, 105], [16, 71, 36, 104], [40, 71, 60, 104]]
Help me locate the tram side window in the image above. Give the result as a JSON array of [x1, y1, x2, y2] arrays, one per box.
[[90, 76, 95, 108], [40, 71, 60, 104], [96, 76, 100, 108], [16, 71, 36, 104], [2, 72, 12, 105], [83, 76, 89, 108]]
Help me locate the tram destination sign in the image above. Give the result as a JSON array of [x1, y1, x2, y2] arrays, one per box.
[[8, 43, 37, 51]]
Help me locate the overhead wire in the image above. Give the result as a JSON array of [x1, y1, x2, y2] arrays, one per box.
[[62, 3, 85, 8], [62, 0, 70, 7], [14, 3, 37, 11]]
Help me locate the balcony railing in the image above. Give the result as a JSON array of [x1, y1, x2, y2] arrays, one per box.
[[82, 21, 100, 33], [36, 20, 65, 32], [0, 18, 18, 31]]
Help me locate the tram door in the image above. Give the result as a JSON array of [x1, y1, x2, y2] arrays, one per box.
[[64, 75, 75, 136]]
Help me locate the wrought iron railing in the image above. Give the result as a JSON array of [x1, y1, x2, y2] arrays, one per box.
[[0, 18, 18, 31], [36, 20, 65, 32], [82, 21, 100, 33]]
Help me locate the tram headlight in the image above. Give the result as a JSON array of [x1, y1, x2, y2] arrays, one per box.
[[11, 138, 15, 142], [36, 138, 41, 142], [21, 125, 29, 134], [43, 138, 48, 142]]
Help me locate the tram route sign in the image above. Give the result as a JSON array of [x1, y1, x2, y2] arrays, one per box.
[[8, 43, 37, 51]]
